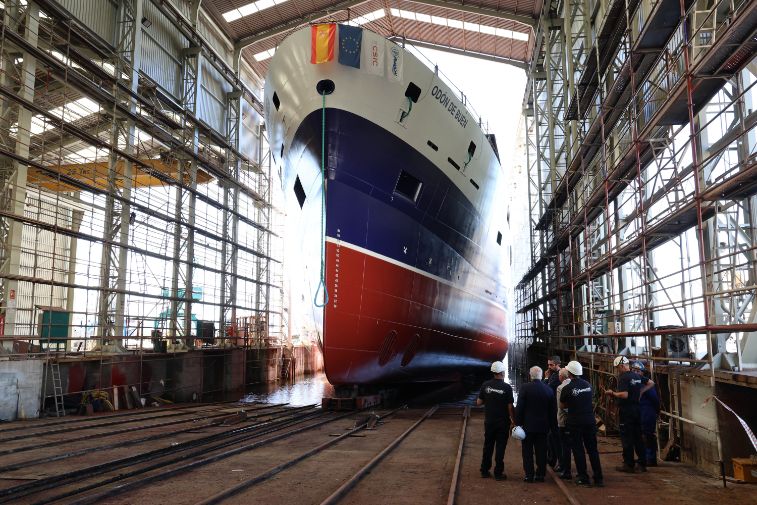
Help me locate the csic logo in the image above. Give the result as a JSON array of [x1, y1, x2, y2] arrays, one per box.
[[390, 46, 400, 77]]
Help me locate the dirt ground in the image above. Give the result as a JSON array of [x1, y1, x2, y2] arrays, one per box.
[[0, 404, 755, 504]]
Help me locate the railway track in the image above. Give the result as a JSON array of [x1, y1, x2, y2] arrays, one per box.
[[0, 403, 290, 457], [0, 388, 580, 505], [0, 405, 325, 503], [0, 401, 239, 436], [188, 404, 471, 505], [194, 405, 412, 505], [0, 403, 290, 473]]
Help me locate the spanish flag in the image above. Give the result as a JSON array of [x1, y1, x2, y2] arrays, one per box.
[[311, 24, 336, 64]]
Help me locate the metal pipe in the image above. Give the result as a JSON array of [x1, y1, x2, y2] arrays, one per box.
[[659, 410, 718, 434]]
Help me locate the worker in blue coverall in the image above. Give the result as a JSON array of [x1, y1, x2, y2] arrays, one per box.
[[632, 361, 660, 466]]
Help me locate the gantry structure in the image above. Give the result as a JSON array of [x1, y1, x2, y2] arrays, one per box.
[[0, 0, 285, 354], [517, 0, 756, 477]]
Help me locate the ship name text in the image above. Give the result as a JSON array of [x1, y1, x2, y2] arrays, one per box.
[[431, 85, 468, 129]]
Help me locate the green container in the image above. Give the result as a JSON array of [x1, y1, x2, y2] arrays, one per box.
[[38, 309, 70, 350]]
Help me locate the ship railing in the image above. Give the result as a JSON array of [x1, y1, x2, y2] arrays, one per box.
[[403, 41, 491, 135]]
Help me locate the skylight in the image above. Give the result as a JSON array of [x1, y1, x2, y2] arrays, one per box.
[[254, 48, 276, 62], [389, 9, 530, 41], [223, 0, 287, 23], [348, 9, 387, 26], [48, 97, 100, 121]]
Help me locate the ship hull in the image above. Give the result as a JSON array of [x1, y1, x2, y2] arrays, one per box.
[[324, 240, 508, 384], [265, 27, 510, 385]]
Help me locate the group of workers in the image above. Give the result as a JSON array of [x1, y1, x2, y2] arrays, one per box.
[[477, 355, 659, 487]]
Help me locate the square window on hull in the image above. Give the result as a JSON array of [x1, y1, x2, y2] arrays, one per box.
[[394, 170, 423, 202]]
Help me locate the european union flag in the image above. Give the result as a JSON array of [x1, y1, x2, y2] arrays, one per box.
[[338, 24, 362, 68]]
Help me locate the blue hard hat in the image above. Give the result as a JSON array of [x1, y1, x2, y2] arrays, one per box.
[[631, 361, 645, 371]]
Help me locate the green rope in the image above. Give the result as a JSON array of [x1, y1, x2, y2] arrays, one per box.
[[400, 96, 413, 123], [314, 91, 329, 308], [463, 151, 473, 170]]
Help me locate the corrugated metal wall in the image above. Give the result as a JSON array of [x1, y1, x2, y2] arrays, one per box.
[[199, 63, 231, 135], [56, 0, 118, 45], [54, 0, 242, 136], [240, 100, 262, 162], [198, 12, 233, 63], [140, 0, 189, 98], [17, 197, 72, 338]]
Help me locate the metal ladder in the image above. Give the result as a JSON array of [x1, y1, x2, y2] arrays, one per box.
[[49, 361, 65, 417]]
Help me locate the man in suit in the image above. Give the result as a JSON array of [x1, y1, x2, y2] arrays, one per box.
[[516, 366, 556, 482]]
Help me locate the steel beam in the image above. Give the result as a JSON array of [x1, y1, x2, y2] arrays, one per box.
[[0, 1, 39, 346], [234, 0, 370, 52], [95, 0, 144, 351], [386, 37, 528, 70], [168, 45, 203, 348], [405, 0, 536, 28]]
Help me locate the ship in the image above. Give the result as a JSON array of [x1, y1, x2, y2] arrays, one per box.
[[264, 25, 510, 386]]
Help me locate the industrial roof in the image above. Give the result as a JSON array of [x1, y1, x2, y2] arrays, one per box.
[[203, 0, 542, 76]]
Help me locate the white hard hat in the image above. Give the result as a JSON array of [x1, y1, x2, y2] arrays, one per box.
[[511, 425, 526, 441], [490, 361, 506, 374], [566, 360, 583, 376], [613, 356, 630, 367]]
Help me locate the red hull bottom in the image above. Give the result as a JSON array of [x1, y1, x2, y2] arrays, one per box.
[[323, 241, 508, 385]]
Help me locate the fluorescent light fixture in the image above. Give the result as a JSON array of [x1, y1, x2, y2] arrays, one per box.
[[254, 48, 276, 61], [222, 0, 288, 23], [389, 8, 529, 41]]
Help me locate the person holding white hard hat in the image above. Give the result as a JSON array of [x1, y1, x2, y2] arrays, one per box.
[[604, 355, 655, 473], [476, 360, 516, 480], [515, 366, 556, 483], [560, 360, 604, 487]]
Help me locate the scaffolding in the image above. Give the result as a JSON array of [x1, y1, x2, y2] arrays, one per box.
[[0, 0, 284, 358], [517, 0, 756, 477]]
